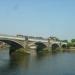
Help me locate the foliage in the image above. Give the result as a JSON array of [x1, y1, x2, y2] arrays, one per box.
[[62, 40, 68, 43], [71, 39, 75, 43], [67, 42, 75, 47]]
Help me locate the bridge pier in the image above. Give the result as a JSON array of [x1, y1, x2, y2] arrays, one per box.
[[48, 38, 51, 52], [24, 36, 31, 53], [24, 36, 28, 49]]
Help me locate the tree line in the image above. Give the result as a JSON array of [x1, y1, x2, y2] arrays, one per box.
[[63, 39, 75, 48]]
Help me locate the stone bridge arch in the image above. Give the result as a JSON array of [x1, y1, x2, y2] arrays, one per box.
[[0, 39, 26, 54], [0, 40, 24, 48], [51, 44, 60, 51], [35, 42, 47, 52], [51, 43, 60, 52], [28, 41, 48, 52], [61, 43, 67, 48]]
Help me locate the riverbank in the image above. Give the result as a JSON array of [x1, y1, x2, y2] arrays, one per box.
[[60, 47, 75, 52], [68, 47, 75, 51]]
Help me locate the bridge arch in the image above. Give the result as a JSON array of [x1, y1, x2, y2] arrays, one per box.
[[35, 42, 47, 53], [0, 40, 24, 55], [51, 43, 60, 52], [61, 44, 67, 48]]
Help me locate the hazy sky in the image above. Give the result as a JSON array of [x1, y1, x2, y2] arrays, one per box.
[[0, 0, 75, 40]]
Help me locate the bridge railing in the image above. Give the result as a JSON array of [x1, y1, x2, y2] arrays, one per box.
[[0, 35, 25, 40]]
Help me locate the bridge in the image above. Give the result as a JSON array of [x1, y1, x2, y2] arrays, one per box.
[[0, 34, 67, 54]]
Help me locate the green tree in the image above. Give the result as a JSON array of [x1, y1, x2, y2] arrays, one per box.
[[71, 39, 75, 43], [62, 40, 68, 43]]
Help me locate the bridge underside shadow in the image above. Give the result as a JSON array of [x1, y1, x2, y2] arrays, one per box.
[[51, 44, 60, 52], [62, 44, 67, 48], [35, 42, 47, 53], [0, 40, 23, 55]]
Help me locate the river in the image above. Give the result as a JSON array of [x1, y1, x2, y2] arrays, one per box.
[[0, 48, 75, 75]]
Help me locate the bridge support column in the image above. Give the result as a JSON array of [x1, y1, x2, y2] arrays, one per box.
[[48, 38, 51, 52], [24, 36, 30, 53], [59, 41, 63, 51], [24, 36, 28, 48]]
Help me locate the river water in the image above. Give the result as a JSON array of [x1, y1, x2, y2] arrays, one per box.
[[0, 48, 75, 75]]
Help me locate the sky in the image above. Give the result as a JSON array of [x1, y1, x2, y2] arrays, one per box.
[[0, 0, 75, 40]]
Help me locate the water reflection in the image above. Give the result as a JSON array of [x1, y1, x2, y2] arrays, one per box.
[[0, 49, 30, 75], [36, 52, 50, 60], [10, 53, 30, 68], [0, 48, 75, 75]]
